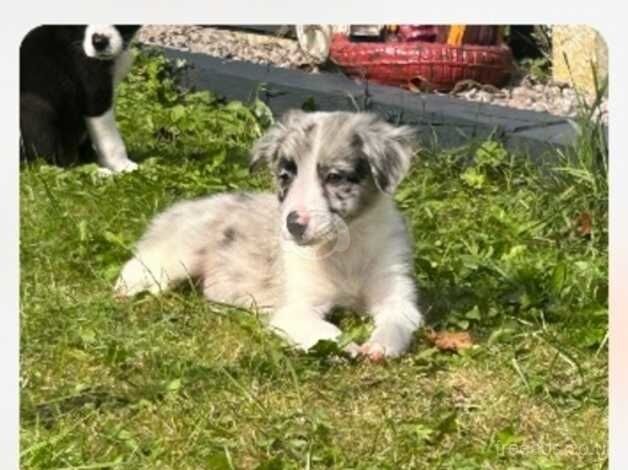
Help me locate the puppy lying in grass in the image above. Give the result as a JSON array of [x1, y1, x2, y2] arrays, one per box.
[[115, 111, 423, 360]]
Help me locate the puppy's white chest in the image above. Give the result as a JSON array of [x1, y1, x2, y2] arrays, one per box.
[[318, 250, 374, 307]]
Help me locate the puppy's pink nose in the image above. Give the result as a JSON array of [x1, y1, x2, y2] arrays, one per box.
[[296, 212, 310, 225], [286, 211, 309, 239]]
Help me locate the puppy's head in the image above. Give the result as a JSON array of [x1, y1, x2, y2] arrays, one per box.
[[251, 111, 417, 246], [82, 25, 141, 60]]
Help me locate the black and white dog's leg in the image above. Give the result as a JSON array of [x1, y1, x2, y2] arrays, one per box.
[[20, 96, 72, 165], [362, 274, 423, 360], [85, 109, 138, 173]]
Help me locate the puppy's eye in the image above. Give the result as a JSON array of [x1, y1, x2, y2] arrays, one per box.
[[278, 170, 293, 184], [277, 158, 297, 186], [325, 172, 347, 185]]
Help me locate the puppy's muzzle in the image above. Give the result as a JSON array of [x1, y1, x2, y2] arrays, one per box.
[[286, 211, 308, 241], [92, 34, 110, 52]]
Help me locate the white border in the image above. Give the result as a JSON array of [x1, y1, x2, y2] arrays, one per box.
[[2, 1, 623, 469]]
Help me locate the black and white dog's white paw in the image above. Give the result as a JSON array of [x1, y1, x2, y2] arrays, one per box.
[[86, 110, 139, 174], [95, 161, 138, 178]]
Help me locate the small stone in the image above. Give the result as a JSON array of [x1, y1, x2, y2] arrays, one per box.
[[512, 87, 528, 98], [477, 91, 491, 102], [562, 88, 577, 99], [531, 102, 547, 113]]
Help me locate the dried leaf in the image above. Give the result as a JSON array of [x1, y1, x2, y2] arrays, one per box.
[[425, 329, 473, 352], [575, 211, 593, 237]]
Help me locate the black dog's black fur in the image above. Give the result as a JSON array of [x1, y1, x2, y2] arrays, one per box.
[[20, 25, 140, 166]]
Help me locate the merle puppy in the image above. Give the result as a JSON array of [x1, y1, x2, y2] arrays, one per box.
[[20, 25, 141, 172], [115, 111, 424, 361]]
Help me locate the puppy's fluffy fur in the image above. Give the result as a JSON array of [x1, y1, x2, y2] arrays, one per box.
[[115, 111, 423, 359], [20, 25, 140, 172]]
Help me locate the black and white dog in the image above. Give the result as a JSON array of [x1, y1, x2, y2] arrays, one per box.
[[20, 25, 141, 172]]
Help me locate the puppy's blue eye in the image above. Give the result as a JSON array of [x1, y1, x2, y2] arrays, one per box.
[[326, 173, 346, 184]]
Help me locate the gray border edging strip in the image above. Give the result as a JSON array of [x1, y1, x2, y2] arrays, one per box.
[[159, 46, 579, 155]]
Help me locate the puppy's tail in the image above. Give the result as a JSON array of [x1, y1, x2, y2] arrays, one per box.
[[114, 198, 214, 297]]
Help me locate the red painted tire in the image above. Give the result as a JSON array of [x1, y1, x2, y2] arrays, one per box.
[[329, 33, 514, 92]]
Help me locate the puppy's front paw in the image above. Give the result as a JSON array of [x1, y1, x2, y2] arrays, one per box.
[[269, 309, 342, 351], [343, 341, 361, 358], [118, 160, 139, 173], [359, 321, 415, 361], [105, 158, 138, 174], [358, 342, 388, 362], [95, 167, 114, 178], [114, 258, 163, 298]]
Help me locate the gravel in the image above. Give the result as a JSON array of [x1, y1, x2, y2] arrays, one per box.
[[451, 74, 608, 124], [137, 25, 315, 70], [137, 25, 608, 124]]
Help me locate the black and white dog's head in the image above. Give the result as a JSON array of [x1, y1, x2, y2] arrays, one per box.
[[82, 25, 140, 60], [50, 25, 140, 60], [251, 111, 417, 246]]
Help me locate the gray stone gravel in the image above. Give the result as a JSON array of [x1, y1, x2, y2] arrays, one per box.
[[450, 75, 608, 124], [137, 25, 316, 70], [137, 25, 607, 124]]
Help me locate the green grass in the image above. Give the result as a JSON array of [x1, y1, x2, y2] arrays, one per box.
[[20, 50, 608, 469]]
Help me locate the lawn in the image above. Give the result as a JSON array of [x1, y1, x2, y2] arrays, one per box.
[[20, 50, 608, 469]]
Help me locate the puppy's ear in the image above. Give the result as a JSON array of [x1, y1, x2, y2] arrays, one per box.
[[249, 110, 308, 172], [249, 125, 285, 172], [355, 116, 418, 193]]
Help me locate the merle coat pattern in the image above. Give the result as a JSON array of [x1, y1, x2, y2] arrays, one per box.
[[115, 111, 424, 360]]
